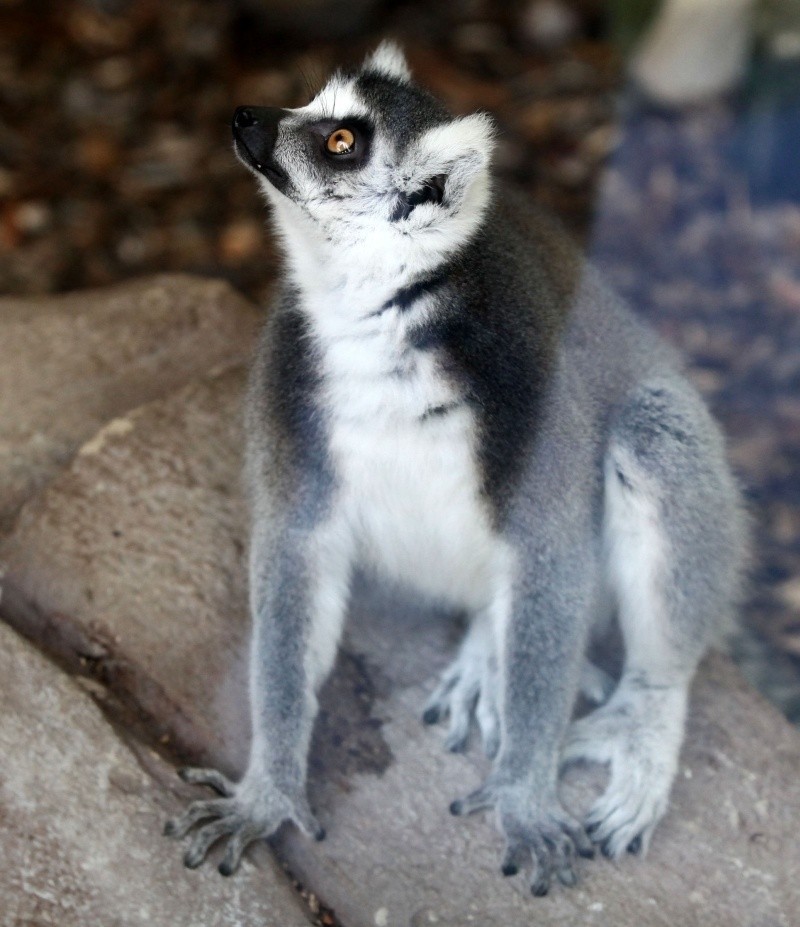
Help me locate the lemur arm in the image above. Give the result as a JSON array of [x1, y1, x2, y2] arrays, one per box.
[[164, 303, 350, 875], [450, 388, 598, 893]]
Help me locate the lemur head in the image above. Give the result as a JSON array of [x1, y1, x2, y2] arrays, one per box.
[[232, 42, 496, 279]]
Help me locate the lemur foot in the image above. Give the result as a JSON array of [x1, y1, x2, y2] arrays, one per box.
[[450, 779, 594, 895], [422, 650, 500, 758], [561, 683, 686, 858], [165, 766, 324, 875], [423, 656, 614, 759]]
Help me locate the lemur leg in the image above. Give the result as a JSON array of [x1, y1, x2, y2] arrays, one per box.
[[423, 607, 501, 758], [166, 517, 352, 875], [562, 382, 743, 859], [424, 623, 612, 759]]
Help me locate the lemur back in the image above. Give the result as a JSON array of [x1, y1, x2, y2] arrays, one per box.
[[167, 42, 747, 895]]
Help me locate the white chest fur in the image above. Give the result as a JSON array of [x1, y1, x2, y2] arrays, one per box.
[[308, 293, 502, 610]]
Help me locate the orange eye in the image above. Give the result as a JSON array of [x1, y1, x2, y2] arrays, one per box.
[[326, 127, 355, 154]]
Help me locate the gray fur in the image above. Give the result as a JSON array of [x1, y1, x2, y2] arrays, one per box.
[[166, 44, 747, 894]]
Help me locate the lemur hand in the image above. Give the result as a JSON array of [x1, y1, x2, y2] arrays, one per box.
[[164, 766, 324, 875], [450, 778, 594, 895]]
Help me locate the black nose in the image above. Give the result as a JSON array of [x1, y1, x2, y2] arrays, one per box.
[[231, 105, 287, 138], [233, 107, 258, 129], [231, 106, 290, 185]]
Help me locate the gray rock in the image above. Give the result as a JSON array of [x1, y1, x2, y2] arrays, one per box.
[[286, 586, 800, 927], [1, 354, 798, 925], [0, 619, 312, 926], [0, 364, 253, 768], [0, 274, 259, 532]]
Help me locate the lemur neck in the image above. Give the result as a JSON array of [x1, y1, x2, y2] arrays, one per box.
[[283, 229, 451, 323]]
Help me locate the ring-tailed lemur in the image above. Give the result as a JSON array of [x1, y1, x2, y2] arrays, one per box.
[[165, 42, 746, 895]]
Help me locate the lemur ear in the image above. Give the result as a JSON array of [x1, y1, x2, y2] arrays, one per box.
[[363, 40, 411, 83], [399, 113, 496, 206]]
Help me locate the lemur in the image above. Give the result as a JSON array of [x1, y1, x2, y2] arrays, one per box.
[[165, 42, 746, 896]]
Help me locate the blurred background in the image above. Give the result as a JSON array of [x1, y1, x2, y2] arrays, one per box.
[[2, 0, 799, 721]]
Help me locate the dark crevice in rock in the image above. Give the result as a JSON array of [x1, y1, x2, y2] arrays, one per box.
[[0, 578, 215, 770]]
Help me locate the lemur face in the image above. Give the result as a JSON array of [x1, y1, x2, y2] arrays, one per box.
[[232, 42, 496, 268]]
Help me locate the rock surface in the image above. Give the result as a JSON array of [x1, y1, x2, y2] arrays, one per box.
[[284, 589, 800, 927], [0, 618, 312, 927], [0, 274, 259, 531], [2, 354, 799, 926], [0, 363, 252, 766]]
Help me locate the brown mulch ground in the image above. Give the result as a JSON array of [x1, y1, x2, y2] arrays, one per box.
[[2, 0, 799, 718], [0, 0, 617, 301]]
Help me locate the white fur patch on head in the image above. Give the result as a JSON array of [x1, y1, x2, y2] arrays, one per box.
[[363, 40, 411, 83], [303, 75, 369, 122]]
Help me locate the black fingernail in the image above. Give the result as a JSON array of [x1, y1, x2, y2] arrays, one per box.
[[219, 861, 234, 877], [315, 827, 326, 842], [578, 846, 596, 859], [447, 740, 466, 754], [178, 767, 191, 781], [627, 835, 642, 855], [532, 883, 549, 897], [601, 841, 613, 859], [449, 800, 462, 816], [163, 820, 176, 837], [422, 707, 440, 725], [501, 863, 518, 877], [585, 821, 599, 835]]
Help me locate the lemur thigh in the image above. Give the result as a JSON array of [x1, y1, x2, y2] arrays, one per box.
[[563, 381, 742, 858]]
